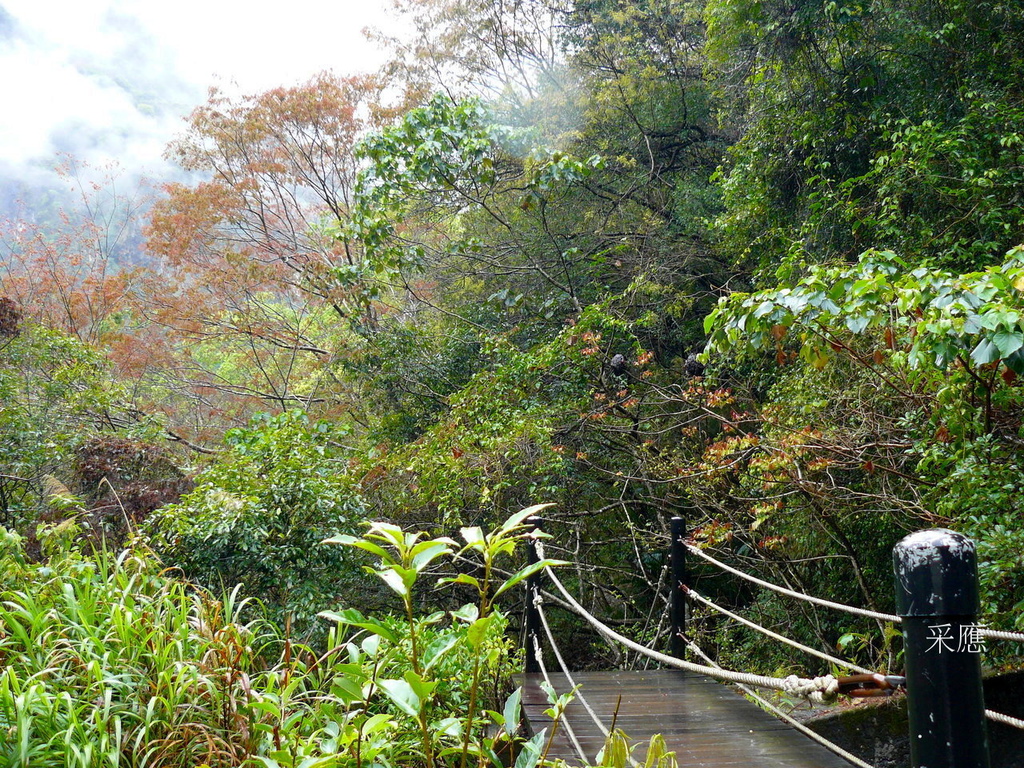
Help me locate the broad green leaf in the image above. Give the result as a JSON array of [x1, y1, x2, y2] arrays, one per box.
[[410, 541, 453, 571], [499, 503, 555, 534], [402, 669, 437, 702], [378, 679, 421, 717], [366, 522, 406, 547], [971, 338, 1001, 365], [435, 717, 463, 738], [374, 567, 412, 598], [992, 328, 1024, 358], [494, 558, 570, 599], [361, 713, 392, 735], [325, 538, 390, 561], [1004, 348, 1024, 374], [422, 633, 461, 671], [438, 573, 480, 589], [451, 603, 480, 622], [514, 731, 546, 768], [845, 315, 871, 334], [502, 687, 522, 732], [362, 634, 381, 657], [316, 609, 398, 643], [460, 526, 486, 549], [330, 676, 366, 705], [963, 313, 984, 334], [323, 534, 358, 546], [466, 615, 494, 649]]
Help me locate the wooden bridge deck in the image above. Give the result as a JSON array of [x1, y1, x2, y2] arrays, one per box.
[[519, 670, 854, 767]]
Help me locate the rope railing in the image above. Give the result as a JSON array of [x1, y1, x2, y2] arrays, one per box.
[[534, 594, 642, 768], [685, 540, 1024, 645], [683, 542, 901, 623], [978, 627, 1024, 643], [986, 709, 1024, 730], [525, 521, 1021, 768], [685, 587, 875, 675], [530, 632, 590, 765], [529, 557, 881, 767], [682, 636, 874, 768], [536, 540, 843, 705]]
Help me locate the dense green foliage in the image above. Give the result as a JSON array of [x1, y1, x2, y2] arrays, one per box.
[[0, 514, 560, 768], [147, 410, 365, 639]]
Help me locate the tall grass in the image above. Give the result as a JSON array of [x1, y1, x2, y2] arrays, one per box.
[[0, 519, 527, 768], [0, 514, 633, 768], [0, 524, 274, 766]]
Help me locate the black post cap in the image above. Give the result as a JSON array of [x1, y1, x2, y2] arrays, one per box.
[[893, 529, 980, 617]]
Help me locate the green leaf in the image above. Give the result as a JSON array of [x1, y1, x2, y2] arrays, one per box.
[[451, 603, 480, 622], [992, 328, 1024, 358], [316, 609, 398, 643], [330, 676, 366, 705], [971, 338, 1001, 365], [460, 526, 486, 549], [361, 634, 382, 656], [366, 522, 406, 547], [1004, 348, 1024, 374], [410, 540, 453, 571], [435, 717, 463, 738], [599, 729, 631, 767], [502, 687, 522, 732], [845, 314, 871, 334], [378, 679, 421, 717], [493, 558, 569, 599], [402, 669, 437, 702], [466, 615, 495, 649], [327, 538, 390, 561], [361, 713, 392, 735], [514, 731, 546, 768], [499, 503, 555, 534], [438, 573, 481, 589], [644, 734, 674, 768], [422, 633, 461, 671], [375, 567, 413, 597], [963, 313, 984, 334]]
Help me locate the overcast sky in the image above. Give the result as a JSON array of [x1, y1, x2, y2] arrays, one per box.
[[0, 0, 396, 186]]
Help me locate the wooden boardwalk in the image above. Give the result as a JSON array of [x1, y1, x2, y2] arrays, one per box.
[[520, 670, 854, 767]]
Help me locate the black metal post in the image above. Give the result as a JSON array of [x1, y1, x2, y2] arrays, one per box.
[[670, 516, 688, 659], [524, 515, 543, 674], [893, 529, 990, 768]]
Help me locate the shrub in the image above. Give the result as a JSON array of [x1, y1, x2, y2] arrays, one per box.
[[147, 410, 365, 640]]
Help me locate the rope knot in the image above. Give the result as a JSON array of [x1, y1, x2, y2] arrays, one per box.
[[780, 674, 839, 704]]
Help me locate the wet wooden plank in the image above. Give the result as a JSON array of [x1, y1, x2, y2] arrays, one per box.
[[518, 670, 855, 767]]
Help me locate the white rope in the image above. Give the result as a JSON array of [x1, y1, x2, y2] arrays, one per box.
[[986, 709, 1024, 730], [979, 628, 1024, 643], [685, 542, 1024, 645], [684, 543, 901, 623], [537, 598, 611, 739], [537, 542, 840, 704], [531, 630, 591, 765], [536, 595, 641, 768], [684, 638, 874, 768], [687, 588, 876, 675]]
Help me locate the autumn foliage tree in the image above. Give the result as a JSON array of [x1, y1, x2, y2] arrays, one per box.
[[140, 74, 383, 439], [0, 161, 150, 351]]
